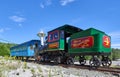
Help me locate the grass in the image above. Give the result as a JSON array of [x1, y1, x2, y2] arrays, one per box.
[[48, 69, 51, 77], [9, 63, 18, 69], [0, 56, 21, 76], [38, 67, 42, 72], [0, 56, 78, 77], [31, 68, 35, 74], [61, 73, 63, 77], [23, 61, 27, 69], [111, 65, 120, 68], [0, 70, 5, 77], [0, 67, 9, 77]]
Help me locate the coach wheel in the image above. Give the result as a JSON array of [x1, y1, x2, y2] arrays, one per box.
[[66, 57, 74, 65], [21, 57, 24, 61], [15, 57, 18, 59], [79, 56, 86, 65], [102, 56, 112, 67], [54, 57, 61, 64], [25, 57, 29, 61], [89, 56, 101, 67]]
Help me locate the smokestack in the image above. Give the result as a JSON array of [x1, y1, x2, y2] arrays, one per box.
[[37, 30, 45, 46]]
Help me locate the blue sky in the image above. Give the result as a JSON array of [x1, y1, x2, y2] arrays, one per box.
[[0, 0, 120, 48]]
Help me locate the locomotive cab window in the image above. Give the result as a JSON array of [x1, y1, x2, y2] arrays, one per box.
[[48, 30, 59, 42], [49, 34, 53, 41], [54, 32, 58, 39], [66, 37, 70, 43], [60, 31, 64, 39]]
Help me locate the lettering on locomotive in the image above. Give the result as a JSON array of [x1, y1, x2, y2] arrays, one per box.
[[71, 36, 94, 48], [103, 36, 110, 48], [49, 42, 59, 48]]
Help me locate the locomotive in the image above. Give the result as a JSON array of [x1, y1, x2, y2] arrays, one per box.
[[10, 24, 112, 67], [38, 24, 112, 67]]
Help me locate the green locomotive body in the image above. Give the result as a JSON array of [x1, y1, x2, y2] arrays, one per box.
[[68, 28, 111, 55], [47, 24, 83, 51], [47, 30, 65, 51]]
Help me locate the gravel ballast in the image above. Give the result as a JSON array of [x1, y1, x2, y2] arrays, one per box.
[[0, 57, 119, 77]]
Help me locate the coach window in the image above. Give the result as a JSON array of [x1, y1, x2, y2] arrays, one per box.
[[35, 43, 38, 48], [30, 45, 34, 50]]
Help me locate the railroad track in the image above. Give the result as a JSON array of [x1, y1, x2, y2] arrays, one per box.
[[25, 60, 120, 75], [59, 64, 120, 73], [58, 64, 120, 77], [98, 67, 120, 73]]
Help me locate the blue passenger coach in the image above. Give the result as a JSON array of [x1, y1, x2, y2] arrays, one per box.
[[10, 40, 41, 57]]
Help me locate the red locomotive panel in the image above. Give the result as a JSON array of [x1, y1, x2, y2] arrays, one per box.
[[71, 36, 94, 48], [103, 36, 110, 48], [48, 42, 59, 48]]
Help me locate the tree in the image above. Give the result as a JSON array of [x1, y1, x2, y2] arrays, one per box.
[[111, 48, 120, 60], [0, 42, 16, 56]]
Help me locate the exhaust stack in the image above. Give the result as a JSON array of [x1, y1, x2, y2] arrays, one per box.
[[37, 30, 45, 46]]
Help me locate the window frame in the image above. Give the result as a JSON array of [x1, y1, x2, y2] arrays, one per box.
[[48, 30, 59, 42]]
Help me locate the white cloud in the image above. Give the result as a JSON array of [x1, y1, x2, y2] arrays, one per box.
[[0, 27, 11, 39], [112, 44, 120, 47], [71, 18, 81, 24], [18, 23, 23, 27], [109, 31, 120, 40], [60, 0, 75, 6], [5, 27, 11, 30], [0, 27, 11, 33], [40, 0, 52, 8], [14, 11, 24, 16], [111, 44, 120, 49], [39, 0, 75, 8], [46, 0, 52, 6], [9, 15, 26, 22], [40, 3, 45, 8], [109, 31, 120, 35], [0, 28, 4, 33], [109, 31, 120, 49]]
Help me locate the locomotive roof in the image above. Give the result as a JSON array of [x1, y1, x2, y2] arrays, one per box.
[[48, 24, 83, 37]]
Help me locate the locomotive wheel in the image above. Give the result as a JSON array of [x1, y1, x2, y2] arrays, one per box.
[[89, 56, 101, 67], [79, 56, 86, 65], [54, 57, 61, 64], [102, 56, 112, 67], [79, 59, 86, 65], [40, 55, 45, 62], [66, 57, 74, 65]]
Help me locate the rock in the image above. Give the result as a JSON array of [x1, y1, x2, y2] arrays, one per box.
[[0, 57, 117, 77], [16, 72, 19, 75]]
